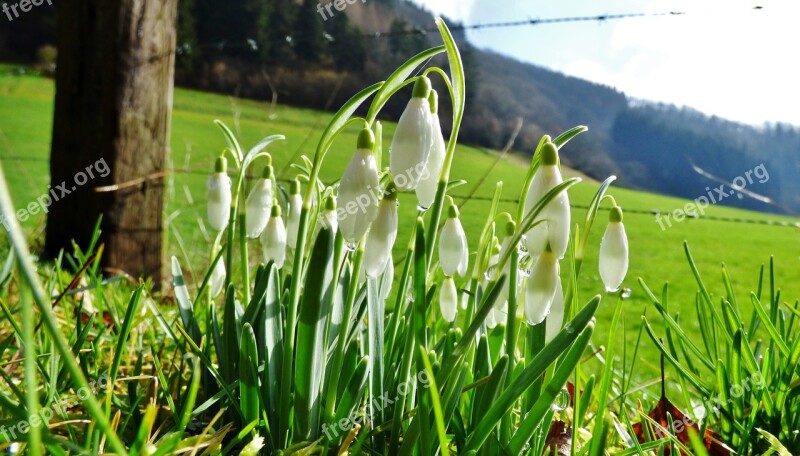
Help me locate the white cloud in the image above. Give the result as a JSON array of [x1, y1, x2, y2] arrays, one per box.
[[560, 0, 800, 125]]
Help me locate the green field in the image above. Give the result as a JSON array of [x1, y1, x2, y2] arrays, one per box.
[[1, 63, 798, 383]]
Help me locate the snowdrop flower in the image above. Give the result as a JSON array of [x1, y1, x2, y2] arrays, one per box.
[[364, 182, 399, 278], [493, 215, 516, 316], [440, 276, 458, 322], [338, 127, 381, 244], [415, 89, 446, 209], [244, 163, 274, 238], [207, 156, 232, 231], [209, 255, 225, 298], [599, 206, 629, 292], [390, 76, 432, 191], [545, 275, 564, 342], [523, 139, 571, 259], [439, 197, 468, 277], [260, 204, 286, 268], [524, 243, 559, 325], [286, 178, 302, 248]]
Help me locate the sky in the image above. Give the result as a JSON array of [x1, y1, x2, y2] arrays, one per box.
[[411, 0, 800, 127]]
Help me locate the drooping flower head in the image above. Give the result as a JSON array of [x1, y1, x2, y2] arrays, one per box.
[[440, 276, 458, 323], [244, 160, 274, 238], [338, 127, 381, 244], [207, 156, 232, 231], [261, 204, 287, 268], [390, 76, 433, 191], [524, 139, 571, 259], [525, 242, 559, 325], [286, 178, 303, 249], [599, 205, 629, 292], [415, 89, 446, 209], [364, 181, 399, 278], [439, 196, 468, 278]]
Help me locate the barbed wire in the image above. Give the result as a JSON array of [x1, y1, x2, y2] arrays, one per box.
[[176, 6, 766, 54]]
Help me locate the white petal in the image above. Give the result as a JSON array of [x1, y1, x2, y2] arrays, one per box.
[[439, 218, 468, 277], [524, 250, 559, 325], [209, 258, 226, 298], [364, 200, 398, 278], [261, 216, 286, 268], [244, 178, 273, 238], [338, 149, 381, 243], [523, 165, 571, 258], [415, 114, 446, 209], [206, 173, 232, 231], [599, 222, 629, 292], [286, 193, 302, 248], [545, 276, 564, 342], [389, 98, 432, 190], [440, 277, 458, 322]]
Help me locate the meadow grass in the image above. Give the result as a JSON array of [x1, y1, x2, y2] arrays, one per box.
[[1, 62, 798, 387]]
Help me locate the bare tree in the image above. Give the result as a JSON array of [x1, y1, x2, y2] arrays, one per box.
[[45, 0, 178, 286]]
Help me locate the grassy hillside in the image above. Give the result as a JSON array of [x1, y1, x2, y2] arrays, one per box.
[[2, 64, 799, 382]]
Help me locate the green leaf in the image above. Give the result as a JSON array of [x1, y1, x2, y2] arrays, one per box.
[[294, 227, 336, 440], [508, 324, 594, 454], [171, 257, 201, 344], [464, 295, 601, 452], [240, 323, 261, 428], [419, 347, 451, 456], [260, 263, 283, 432], [552, 125, 588, 148], [316, 82, 382, 164], [214, 119, 243, 164]]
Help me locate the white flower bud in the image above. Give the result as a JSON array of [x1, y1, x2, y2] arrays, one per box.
[[390, 76, 433, 191], [364, 184, 398, 278], [239, 435, 265, 456], [523, 141, 571, 259], [415, 90, 446, 209], [440, 276, 458, 323], [317, 195, 338, 235], [545, 275, 564, 342], [338, 128, 381, 244], [286, 179, 303, 248], [439, 199, 468, 277], [244, 166, 274, 238], [261, 205, 287, 268], [524, 245, 559, 325], [209, 257, 225, 298], [599, 206, 629, 292], [207, 157, 232, 231]]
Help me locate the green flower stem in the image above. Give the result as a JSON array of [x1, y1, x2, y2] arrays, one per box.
[[279, 206, 312, 446], [0, 161, 128, 455], [238, 213, 250, 305], [21, 288, 41, 455], [500, 245, 520, 443], [322, 245, 365, 426]]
